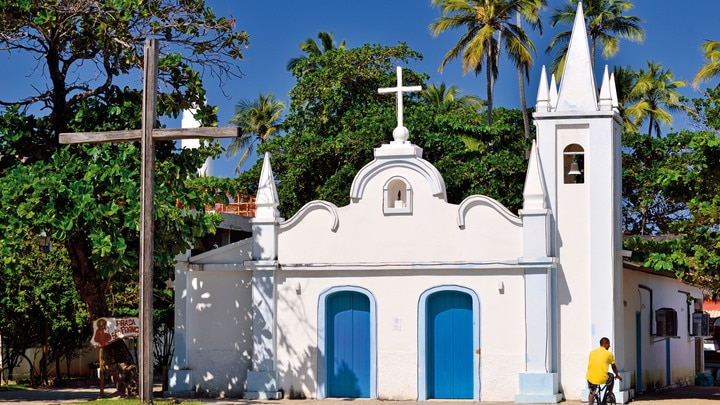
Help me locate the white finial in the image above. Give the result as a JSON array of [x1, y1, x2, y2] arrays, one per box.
[[599, 65, 612, 111], [536, 66, 550, 112], [378, 66, 422, 143]]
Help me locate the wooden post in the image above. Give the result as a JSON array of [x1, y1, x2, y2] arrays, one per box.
[[59, 38, 240, 403], [138, 38, 158, 403], [99, 347, 105, 398]]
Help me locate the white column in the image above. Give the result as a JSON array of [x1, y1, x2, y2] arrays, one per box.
[[245, 262, 282, 399]]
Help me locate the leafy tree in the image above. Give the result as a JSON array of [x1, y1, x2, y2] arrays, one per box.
[[286, 31, 347, 72], [547, 0, 644, 72], [226, 93, 285, 173], [0, 0, 248, 391], [693, 40, 720, 90], [625, 61, 687, 137], [238, 43, 531, 219], [623, 89, 720, 297], [621, 131, 690, 236], [0, 234, 86, 385], [429, 0, 541, 126]]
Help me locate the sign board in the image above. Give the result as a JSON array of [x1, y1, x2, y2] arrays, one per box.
[[90, 317, 140, 348]]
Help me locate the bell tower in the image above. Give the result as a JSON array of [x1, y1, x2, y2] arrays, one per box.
[[532, 2, 626, 400]]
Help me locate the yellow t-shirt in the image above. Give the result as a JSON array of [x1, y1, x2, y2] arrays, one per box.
[[586, 346, 614, 385]]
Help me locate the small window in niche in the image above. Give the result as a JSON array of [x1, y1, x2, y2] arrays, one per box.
[[384, 177, 412, 214], [563, 144, 584, 184]]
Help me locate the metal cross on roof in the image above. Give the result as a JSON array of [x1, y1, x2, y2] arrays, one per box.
[[378, 66, 422, 143]]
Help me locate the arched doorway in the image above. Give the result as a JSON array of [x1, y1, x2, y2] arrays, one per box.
[[419, 286, 479, 400], [319, 288, 375, 398]]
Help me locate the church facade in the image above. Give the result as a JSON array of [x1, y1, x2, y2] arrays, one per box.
[[168, 4, 706, 403]]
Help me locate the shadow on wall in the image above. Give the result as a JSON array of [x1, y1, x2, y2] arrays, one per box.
[[186, 273, 254, 398], [275, 274, 320, 398]]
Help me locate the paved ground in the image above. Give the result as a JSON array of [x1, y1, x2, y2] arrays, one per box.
[[0, 384, 718, 405]]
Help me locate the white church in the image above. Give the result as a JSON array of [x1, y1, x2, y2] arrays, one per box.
[[168, 4, 708, 403]]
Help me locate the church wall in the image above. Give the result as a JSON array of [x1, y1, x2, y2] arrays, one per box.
[[279, 166, 523, 265], [273, 268, 530, 401], [181, 269, 253, 397]]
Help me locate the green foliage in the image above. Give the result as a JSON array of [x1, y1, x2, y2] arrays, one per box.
[[0, 0, 246, 382], [227, 93, 286, 172], [622, 108, 720, 295]]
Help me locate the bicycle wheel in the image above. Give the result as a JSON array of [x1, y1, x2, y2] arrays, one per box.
[[605, 391, 616, 405]]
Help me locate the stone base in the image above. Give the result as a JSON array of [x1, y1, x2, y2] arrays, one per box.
[[245, 370, 283, 399], [515, 372, 563, 403]]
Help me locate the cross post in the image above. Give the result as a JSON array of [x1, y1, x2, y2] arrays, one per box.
[[378, 66, 422, 143], [60, 38, 240, 403]]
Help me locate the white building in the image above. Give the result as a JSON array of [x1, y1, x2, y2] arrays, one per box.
[[168, 4, 707, 402]]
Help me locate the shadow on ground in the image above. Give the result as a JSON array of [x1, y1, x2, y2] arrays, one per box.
[[632, 385, 720, 401]]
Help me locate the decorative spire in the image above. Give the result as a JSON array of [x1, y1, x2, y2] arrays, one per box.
[[523, 140, 547, 211], [255, 152, 279, 220], [536, 66, 550, 112], [555, 1, 598, 112], [378, 66, 422, 143], [609, 72, 619, 110], [598, 65, 612, 111]]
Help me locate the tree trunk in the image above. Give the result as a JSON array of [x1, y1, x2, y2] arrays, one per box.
[[516, 13, 531, 139], [486, 46, 494, 126], [65, 232, 138, 396]]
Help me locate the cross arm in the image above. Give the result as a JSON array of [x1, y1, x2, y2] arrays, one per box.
[[59, 127, 241, 144]]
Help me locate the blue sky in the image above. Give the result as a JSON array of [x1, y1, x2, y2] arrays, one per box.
[[2, 1, 719, 177]]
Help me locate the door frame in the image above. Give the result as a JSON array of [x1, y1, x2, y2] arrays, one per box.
[[418, 285, 480, 401], [317, 286, 377, 399]]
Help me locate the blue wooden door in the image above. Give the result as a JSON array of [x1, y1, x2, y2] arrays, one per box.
[[326, 291, 370, 397], [426, 291, 473, 399]]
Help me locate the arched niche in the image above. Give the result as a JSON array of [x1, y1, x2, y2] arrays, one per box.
[[383, 176, 413, 215]]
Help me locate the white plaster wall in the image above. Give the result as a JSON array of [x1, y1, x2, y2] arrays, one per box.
[[279, 166, 523, 265], [183, 270, 253, 397], [554, 125, 592, 400], [273, 269, 529, 402], [623, 270, 703, 391]]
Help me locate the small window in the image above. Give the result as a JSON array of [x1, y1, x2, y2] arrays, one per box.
[[563, 144, 584, 184], [384, 177, 412, 215]]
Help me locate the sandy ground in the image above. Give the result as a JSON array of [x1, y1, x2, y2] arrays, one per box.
[[0, 384, 718, 405]]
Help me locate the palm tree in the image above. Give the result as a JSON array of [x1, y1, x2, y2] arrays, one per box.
[[514, 2, 546, 139], [430, 0, 541, 126], [693, 39, 720, 90], [423, 82, 483, 110], [286, 31, 346, 72], [226, 93, 285, 173], [625, 61, 687, 138], [547, 0, 644, 73], [612, 65, 639, 133]]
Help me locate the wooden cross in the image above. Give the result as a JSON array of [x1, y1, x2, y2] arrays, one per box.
[[60, 38, 240, 403], [378, 66, 422, 142]]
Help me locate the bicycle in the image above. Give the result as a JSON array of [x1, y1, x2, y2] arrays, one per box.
[[588, 377, 616, 405]]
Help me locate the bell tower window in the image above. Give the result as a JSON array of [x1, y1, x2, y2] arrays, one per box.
[[563, 144, 584, 184]]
